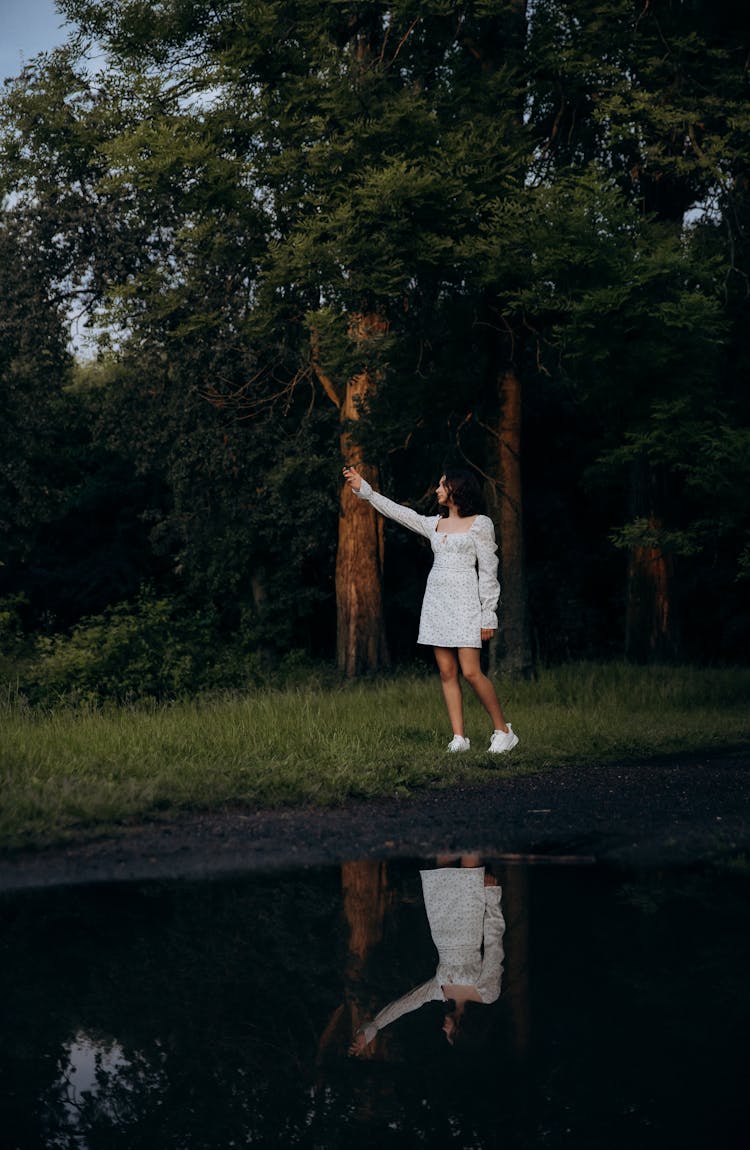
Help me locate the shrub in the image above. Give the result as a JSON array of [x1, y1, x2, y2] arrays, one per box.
[[0, 593, 30, 660], [21, 592, 270, 704]]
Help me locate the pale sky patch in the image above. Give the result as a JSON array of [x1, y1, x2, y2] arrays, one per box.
[[1, 0, 71, 83]]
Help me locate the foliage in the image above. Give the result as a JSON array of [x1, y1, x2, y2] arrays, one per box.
[[0, 211, 75, 567], [18, 589, 323, 705], [0, 0, 748, 668], [0, 594, 31, 661]]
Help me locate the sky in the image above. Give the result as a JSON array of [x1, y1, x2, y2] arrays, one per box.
[[1, 0, 72, 83], [2, 0, 103, 354]]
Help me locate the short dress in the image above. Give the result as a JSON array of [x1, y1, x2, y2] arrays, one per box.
[[354, 479, 500, 648], [357, 868, 505, 1045]]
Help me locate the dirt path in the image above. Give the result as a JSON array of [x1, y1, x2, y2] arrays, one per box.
[[1, 750, 748, 891]]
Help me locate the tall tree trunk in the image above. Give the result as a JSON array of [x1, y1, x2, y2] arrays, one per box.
[[340, 859, 390, 966], [486, 366, 534, 678], [625, 457, 678, 661], [316, 860, 392, 1066], [335, 314, 390, 676], [466, 1, 532, 679]]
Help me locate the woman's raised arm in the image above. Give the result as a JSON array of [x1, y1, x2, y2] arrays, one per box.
[[343, 468, 436, 539]]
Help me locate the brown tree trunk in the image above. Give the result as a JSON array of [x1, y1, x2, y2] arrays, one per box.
[[625, 527, 674, 660], [467, 0, 531, 679], [335, 314, 390, 676], [625, 457, 678, 661], [340, 859, 390, 965], [316, 860, 392, 1065], [486, 367, 534, 678]]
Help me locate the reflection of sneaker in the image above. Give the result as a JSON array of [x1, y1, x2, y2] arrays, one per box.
[[447, 735, 471, 753], [488, 725, 519, 753]]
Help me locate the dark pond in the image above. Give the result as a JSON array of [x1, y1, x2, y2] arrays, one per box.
[[1, 858, 747, 1149]]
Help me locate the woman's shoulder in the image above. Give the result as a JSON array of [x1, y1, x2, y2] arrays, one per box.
[[471, 514, 495, 531]]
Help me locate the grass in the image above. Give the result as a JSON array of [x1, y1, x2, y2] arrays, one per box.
[[1, 662, 748, 850]]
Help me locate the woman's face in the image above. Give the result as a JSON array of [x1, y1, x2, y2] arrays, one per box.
[[435, 476, 451, 506]]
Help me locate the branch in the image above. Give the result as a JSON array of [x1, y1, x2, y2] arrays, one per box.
[[549, 80, 566, 145], [457, 418, 522, 517], [200, 362, 310, 420], [309, 327, 342, 408], [386, 18, 420, 69], [687, 122, 706, 162], [475, 308, 517, 360], [520, 315, 552, 377], [458, 35, 483, 63], [378, 21, 391, 65]]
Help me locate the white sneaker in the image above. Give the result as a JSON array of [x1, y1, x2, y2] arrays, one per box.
[[488, 725, 519, 753], [447, 734, 471, 753]]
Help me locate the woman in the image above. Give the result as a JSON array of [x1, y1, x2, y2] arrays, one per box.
[[342, 466, 519, 754], [349, 858, 505, 1055]]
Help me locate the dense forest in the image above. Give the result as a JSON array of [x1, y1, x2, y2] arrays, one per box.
[[1, 0, 749, 701]]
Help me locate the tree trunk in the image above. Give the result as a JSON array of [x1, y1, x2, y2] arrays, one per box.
[[340, 859, 390, 965], [315, 860, 392, 1066], [625, 526, 674, 661], [624, 455, 678, 660], [335, 314, 390, 676], [486, 367, 534, 678]]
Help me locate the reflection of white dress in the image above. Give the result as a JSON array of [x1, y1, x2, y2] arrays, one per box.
[[354, 480, 500, 648], [360, 868, 505, 1044]]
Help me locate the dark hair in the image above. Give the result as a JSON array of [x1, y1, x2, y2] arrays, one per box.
[[441, 469, 485, 517], [444, 999, 495, 1053]]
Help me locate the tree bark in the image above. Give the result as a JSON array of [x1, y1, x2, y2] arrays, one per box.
[[467, 1, 532, 679], [335, 313, 390, 676], [625, 457, 678, 661], [625, 526, 674, 661], [315, 860, 392, 1066], [486, 367, 534, 678]]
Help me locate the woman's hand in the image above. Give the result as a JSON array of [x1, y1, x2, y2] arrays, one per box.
[[483, 873, 498, 887], [342, 466, 363, 492], [348, 1031, 369, 1057], [481, 628, 495, 642]]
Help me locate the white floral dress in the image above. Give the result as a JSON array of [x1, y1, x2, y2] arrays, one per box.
[[358, 868, 505, 1045], [354, 480, 500, 648]]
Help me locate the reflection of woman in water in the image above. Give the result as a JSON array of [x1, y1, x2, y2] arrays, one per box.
[[342, 466, 519, 755], [349, 858, 505, 1055]]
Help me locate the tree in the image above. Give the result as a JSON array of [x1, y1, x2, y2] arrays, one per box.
[[444, 0, 535, 677], [2, 0, 748, 677], [522, 0, 750, 659], [41, 1, 477, 673], [1, 35, 342, 653], [0, 208, 74, 612]]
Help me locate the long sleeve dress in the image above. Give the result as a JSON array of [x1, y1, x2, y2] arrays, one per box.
[[358, 868, 505, 1046], [353, 479, 500, 649]]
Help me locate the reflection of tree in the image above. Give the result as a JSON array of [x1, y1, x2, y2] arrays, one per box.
[[317, 860, 395, 1063], [314, 860, 528, 1141], [45, 1030, 167, 1147], [503, 866, 531, 1059], [2, 861, 744, 1147], [1, 874, 347, 1147]]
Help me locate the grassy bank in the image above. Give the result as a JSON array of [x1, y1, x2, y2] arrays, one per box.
[[1, 663, 748, 849]]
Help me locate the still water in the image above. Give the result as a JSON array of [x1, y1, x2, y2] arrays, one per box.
[[1, 858, 747, 1149]]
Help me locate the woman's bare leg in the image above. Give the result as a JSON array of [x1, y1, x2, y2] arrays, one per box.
[[433, 646, 464, 735], [457, 647, 508, 732]]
